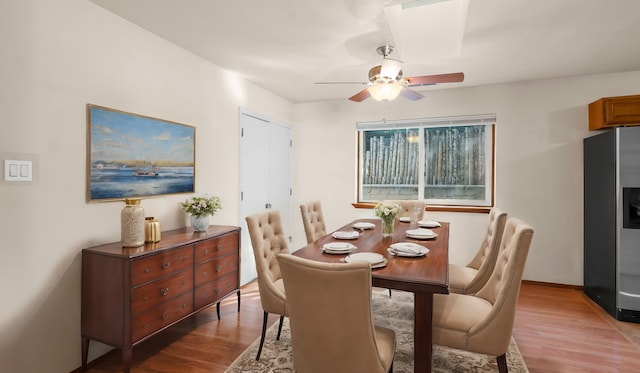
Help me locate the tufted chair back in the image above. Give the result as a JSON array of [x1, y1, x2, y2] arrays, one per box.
[[278, 254, 396, 373], [245, 210, 289, 314], [384, 199, 426, 220], [245, 210, 289, 360], [449, 207, 507, 294], [300, 200, 327, 244], [432, 217, 533, 372]]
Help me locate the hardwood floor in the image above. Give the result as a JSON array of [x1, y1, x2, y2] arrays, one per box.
[[514, 282, 640, 373], [78, 281, 640, 373]]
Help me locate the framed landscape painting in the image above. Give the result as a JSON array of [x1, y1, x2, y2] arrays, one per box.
[[87, 104, 196, 202]]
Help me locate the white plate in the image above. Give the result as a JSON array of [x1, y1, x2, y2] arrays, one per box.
[[406, 233, 438, 240], [332, 231, 360, 240], [322, 242, 356, 254], [398, 216, 411, 223], [418, 220, 441, 228], [388, 242, 429, 257], [345, 252, 386, 267], [351, 222, 375, 230], [406, 228, 437, 240]]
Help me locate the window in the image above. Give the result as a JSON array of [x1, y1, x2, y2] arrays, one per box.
[[357, 114, 495, 209]]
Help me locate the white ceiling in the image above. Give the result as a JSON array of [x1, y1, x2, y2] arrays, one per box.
[[90, 0, 640, 104]]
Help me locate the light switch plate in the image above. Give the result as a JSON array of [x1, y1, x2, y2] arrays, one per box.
[[4, 160, 32, 181]]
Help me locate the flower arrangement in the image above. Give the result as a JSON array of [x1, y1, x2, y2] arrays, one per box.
[[181, 195, 221, 218], [374, 201, 400, 237], [374, 201, 400, 220]]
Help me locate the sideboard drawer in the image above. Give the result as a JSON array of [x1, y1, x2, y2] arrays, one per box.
[[195, 272, 239, 310], [194, 252, 239, 287], [131, 292, 193, 343], [132, 269, 194, 315], [195, 232, 239, 263], [132, 246, 193, 286]]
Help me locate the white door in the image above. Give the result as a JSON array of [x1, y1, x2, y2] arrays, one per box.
[[239, 110, 292, 285]]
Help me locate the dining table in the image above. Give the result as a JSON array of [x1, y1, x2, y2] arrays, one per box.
[[292, 217, 449, 373]]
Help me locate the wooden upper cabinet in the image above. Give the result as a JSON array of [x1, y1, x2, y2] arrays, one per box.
[[589, 95, 640, 130]]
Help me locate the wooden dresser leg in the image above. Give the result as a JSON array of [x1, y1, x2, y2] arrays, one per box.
[[122, 348, 132, 373], [81, 337, 89, 370], [216, 302, 221, 320], [237, 290, 241, 312]]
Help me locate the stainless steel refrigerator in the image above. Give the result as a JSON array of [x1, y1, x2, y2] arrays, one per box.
[[584, 127, 640, 322]]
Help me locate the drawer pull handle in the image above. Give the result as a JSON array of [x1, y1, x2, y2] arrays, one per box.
[[216, 265, 222, 272], [162, 313, 168, 321], [143, 296, 148, 301], [162, 262, 170, 269], [215, 288, 220, 294], [144, 268, 150, 273], [182, 303, 187, 308], [204, 249, 208, 254], [143, 323, 148, 329], [160, 288, 169, 296], [216, 244, 222, 251], [202, 272, 207, 277]]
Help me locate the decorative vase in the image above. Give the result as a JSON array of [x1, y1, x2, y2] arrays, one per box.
[[144, 217, 162, 243], [190, 215, 210, 232], [381, 216, 395, 238], [121, 198, 145, 247]]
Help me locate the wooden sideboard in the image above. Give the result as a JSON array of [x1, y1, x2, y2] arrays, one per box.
[[81, 225, 241, 373]]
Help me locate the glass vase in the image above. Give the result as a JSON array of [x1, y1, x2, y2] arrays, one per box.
[[190, 215, 210, 232], [381, 216, 395, 238]]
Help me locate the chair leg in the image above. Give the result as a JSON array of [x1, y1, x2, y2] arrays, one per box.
[[255, 311, 269, 360], [388, 288, 392, 297], [276, 315, 285, 340], [496, 353, 508, 373]]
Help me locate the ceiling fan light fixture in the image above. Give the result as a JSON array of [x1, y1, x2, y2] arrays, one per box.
[[368, 82, 403, 101]]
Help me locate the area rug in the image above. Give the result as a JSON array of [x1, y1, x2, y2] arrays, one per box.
[[226, 288, 528, 372]]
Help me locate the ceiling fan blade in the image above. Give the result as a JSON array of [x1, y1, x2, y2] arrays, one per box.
[[380, 58, 403, 79], [349, 88, 371, 102], [405, 72, 464, 86], [315, 81, 368, 85], [399, 86, 424, 101]]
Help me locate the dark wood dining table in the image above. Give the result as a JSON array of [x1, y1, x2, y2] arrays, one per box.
[[293, 218, 449, 373]]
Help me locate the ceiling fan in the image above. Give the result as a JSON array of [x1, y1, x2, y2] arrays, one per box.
[[318, 45, 464, 102]]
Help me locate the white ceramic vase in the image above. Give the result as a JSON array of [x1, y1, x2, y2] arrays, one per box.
[[190, 215, 210, 232]]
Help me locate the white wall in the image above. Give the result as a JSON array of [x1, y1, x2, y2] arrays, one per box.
[[3, 0, 640, 372], [291, 71, 640, 286], [0, 0, 293, 372]]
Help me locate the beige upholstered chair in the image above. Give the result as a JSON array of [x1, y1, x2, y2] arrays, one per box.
[[384, 199, 426, 220], [449, 207, 508, 294], [432, 217, 534, 373], [300, 200, 327, 244], [277, 254, 396, 373], [245, 210, 289, 360]]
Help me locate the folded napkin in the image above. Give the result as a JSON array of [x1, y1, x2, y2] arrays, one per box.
[[406, 228, 434, 237], [418, 220, 441, 228], [352, 222, 375, 230], [392, 244, 422, 255], [332, 231, 360, 240]]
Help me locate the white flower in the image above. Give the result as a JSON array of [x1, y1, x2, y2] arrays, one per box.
[[181, 195, 222, 217]]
